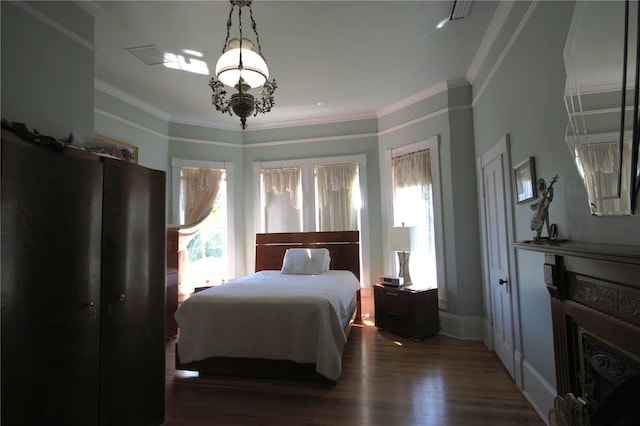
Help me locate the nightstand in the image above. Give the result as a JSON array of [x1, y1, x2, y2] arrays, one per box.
[[374, 283, 439, 339]]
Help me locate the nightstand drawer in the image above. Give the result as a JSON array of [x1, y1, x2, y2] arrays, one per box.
[[374, 287, 409, 316], [374, 286, 410, 335], [374, 284, 439, 339]]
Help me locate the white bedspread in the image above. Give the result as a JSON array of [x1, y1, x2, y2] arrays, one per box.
[[174, 270, 360, 381]]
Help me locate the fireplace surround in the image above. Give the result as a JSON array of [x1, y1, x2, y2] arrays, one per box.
[[514, 241, 640, 416]]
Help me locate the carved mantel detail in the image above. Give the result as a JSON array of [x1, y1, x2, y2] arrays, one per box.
[[619, 292, 640, 318], [569, 274, 640, 325], [571, 276, 615, 311], [513, 241, 640, 403]]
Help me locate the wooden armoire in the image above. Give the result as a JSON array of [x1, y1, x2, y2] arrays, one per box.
[[1, 130, 166, 425]]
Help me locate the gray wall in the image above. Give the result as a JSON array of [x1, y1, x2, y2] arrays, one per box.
[[472, 0, 640, 418], [378, 82, 483, 321], [5, 2, 640, 422], [1, 2, 94, 137]]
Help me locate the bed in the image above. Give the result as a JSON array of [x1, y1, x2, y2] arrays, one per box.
[[174, 231, 361, 384]]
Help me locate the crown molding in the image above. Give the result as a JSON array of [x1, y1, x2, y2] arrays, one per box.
[[169, 136, 241, 148], [12, 1, 94, 51], [169, 116, 241, 132], [74, 1, 105, 18], [472, 1, 538, 107], [564, 82, 632, 96], [94, 108, 167, 139], [378, 105, 471, 137], [376, 82, 449, 118], [466, 1, 513, 83], [246, 111, 378, 131], [243, 132, 378, 148], [95, 79, 172, 122]]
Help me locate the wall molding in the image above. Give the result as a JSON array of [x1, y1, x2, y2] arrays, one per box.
[[243, 132, 378, 148], [96, 79, 171, 122], [467, 1, 514, 83], [472, 1, 539, 107], [74, 1, 105, 18], [379, 105, 471, 136], [438, 312, 484, 340], [521, 357, 557, 423], [244, 111, 378, 131], [94, 108, 167, 139], [12, 0, 95, 52], [168, 136, 241, 148], [97, 102, 471, 149], [96, 79, 473, 147]]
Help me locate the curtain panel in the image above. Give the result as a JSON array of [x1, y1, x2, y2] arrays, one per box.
[[181, 168, 224, 225], [576, 140, 631, 213], [316, 163, 358, 231], [261, 167, 301, 209], [392, 149, 432, 189], [391, 149, 437, 286]]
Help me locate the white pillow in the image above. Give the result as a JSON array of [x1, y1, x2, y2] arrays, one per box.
[[323, 249, 331, 272], [281, 248, 330, 275]]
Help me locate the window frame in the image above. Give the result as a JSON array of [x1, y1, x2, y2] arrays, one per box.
[[253, 154, 370, 287], [171, 157, 235, 279], [383, 136, 447, 309]]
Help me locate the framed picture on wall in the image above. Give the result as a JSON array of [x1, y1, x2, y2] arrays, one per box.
[[514, 157, 537, 204], [94, 134, 139, 163]]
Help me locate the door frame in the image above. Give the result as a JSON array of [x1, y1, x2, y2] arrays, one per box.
[[477, 134, 523, 388]]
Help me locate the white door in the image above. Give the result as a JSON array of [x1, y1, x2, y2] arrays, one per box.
[[482, 152, 515, 378]]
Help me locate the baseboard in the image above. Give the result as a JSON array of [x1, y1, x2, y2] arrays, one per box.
[[521, 358, 557, 425], [438, 311, 484, 340], [483, 317, 493, 348]]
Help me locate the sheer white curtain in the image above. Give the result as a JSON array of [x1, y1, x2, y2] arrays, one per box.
[[392, 149, 437, 286], [261, 168, 302, 232], [392, 149, 432, 189], [316, 163, 359, 231], [181, 168, 224, 225], [262, 168, 301, 208], [575, 140, 631, 213]]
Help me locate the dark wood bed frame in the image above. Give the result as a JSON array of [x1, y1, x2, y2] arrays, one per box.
[[175, 230, 361, 384]]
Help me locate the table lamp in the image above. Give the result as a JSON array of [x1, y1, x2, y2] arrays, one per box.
[[388, 223, 412, 284]]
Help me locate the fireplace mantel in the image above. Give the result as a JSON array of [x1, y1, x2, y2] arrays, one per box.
[[512, 241, 640, 264], [514, 241, 640, 405]]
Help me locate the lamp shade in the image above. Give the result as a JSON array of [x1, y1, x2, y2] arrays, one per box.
[[388, 226, 411, 252], [215, 38, 269, 89]]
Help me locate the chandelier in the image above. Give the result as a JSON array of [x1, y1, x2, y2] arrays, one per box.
[[209, 0, 276, 129]]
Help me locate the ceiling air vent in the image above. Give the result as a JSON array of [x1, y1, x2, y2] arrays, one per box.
[[450, 0, 472, 21], [126, 45, 167, 66]]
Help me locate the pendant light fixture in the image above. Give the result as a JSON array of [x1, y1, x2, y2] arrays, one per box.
[[209, 0, 276, 129]]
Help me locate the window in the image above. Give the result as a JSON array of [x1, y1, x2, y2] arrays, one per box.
[[181, 169, 227, 292], [391, 149, 437, 286], [315, 163, 361, 231], [172, 158, 234, 296], [254, 154, 370, 286], [385, 137, 445, 304], [256, 158, 362, 233], [261, 167, 302, 232]]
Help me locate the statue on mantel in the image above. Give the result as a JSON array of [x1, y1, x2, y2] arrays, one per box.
[[530, 175, 559, 241]]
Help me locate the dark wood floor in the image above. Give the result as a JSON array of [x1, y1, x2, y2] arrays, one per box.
[[164, 322, 544, 425]]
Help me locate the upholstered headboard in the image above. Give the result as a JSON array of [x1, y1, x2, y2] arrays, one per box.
[[255, 231, 360, 280]]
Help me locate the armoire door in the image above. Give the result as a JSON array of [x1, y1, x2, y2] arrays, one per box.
[[99, 158, 166, 426], [1, 134, 103, 425]]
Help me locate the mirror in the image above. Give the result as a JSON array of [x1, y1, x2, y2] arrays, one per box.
[[563, 0, 640, 216]]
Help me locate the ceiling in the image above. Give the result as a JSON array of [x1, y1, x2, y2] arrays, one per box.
[[93, 1, 500, 131]]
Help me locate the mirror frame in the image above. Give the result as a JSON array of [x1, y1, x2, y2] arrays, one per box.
[[626, 0, 640, 212], [564, 0, 640, 216]]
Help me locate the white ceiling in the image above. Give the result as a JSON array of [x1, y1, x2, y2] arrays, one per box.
[[93, 1, 500, 131]]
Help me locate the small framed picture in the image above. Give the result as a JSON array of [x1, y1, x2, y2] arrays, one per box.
[[514, 157, 537, 204], [94, 134, 139, 163]]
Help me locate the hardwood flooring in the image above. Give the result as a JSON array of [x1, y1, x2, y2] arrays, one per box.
[[164, 322, 544, 425]]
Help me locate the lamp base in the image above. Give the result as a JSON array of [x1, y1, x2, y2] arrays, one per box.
[[397, 251, 411, 284]]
